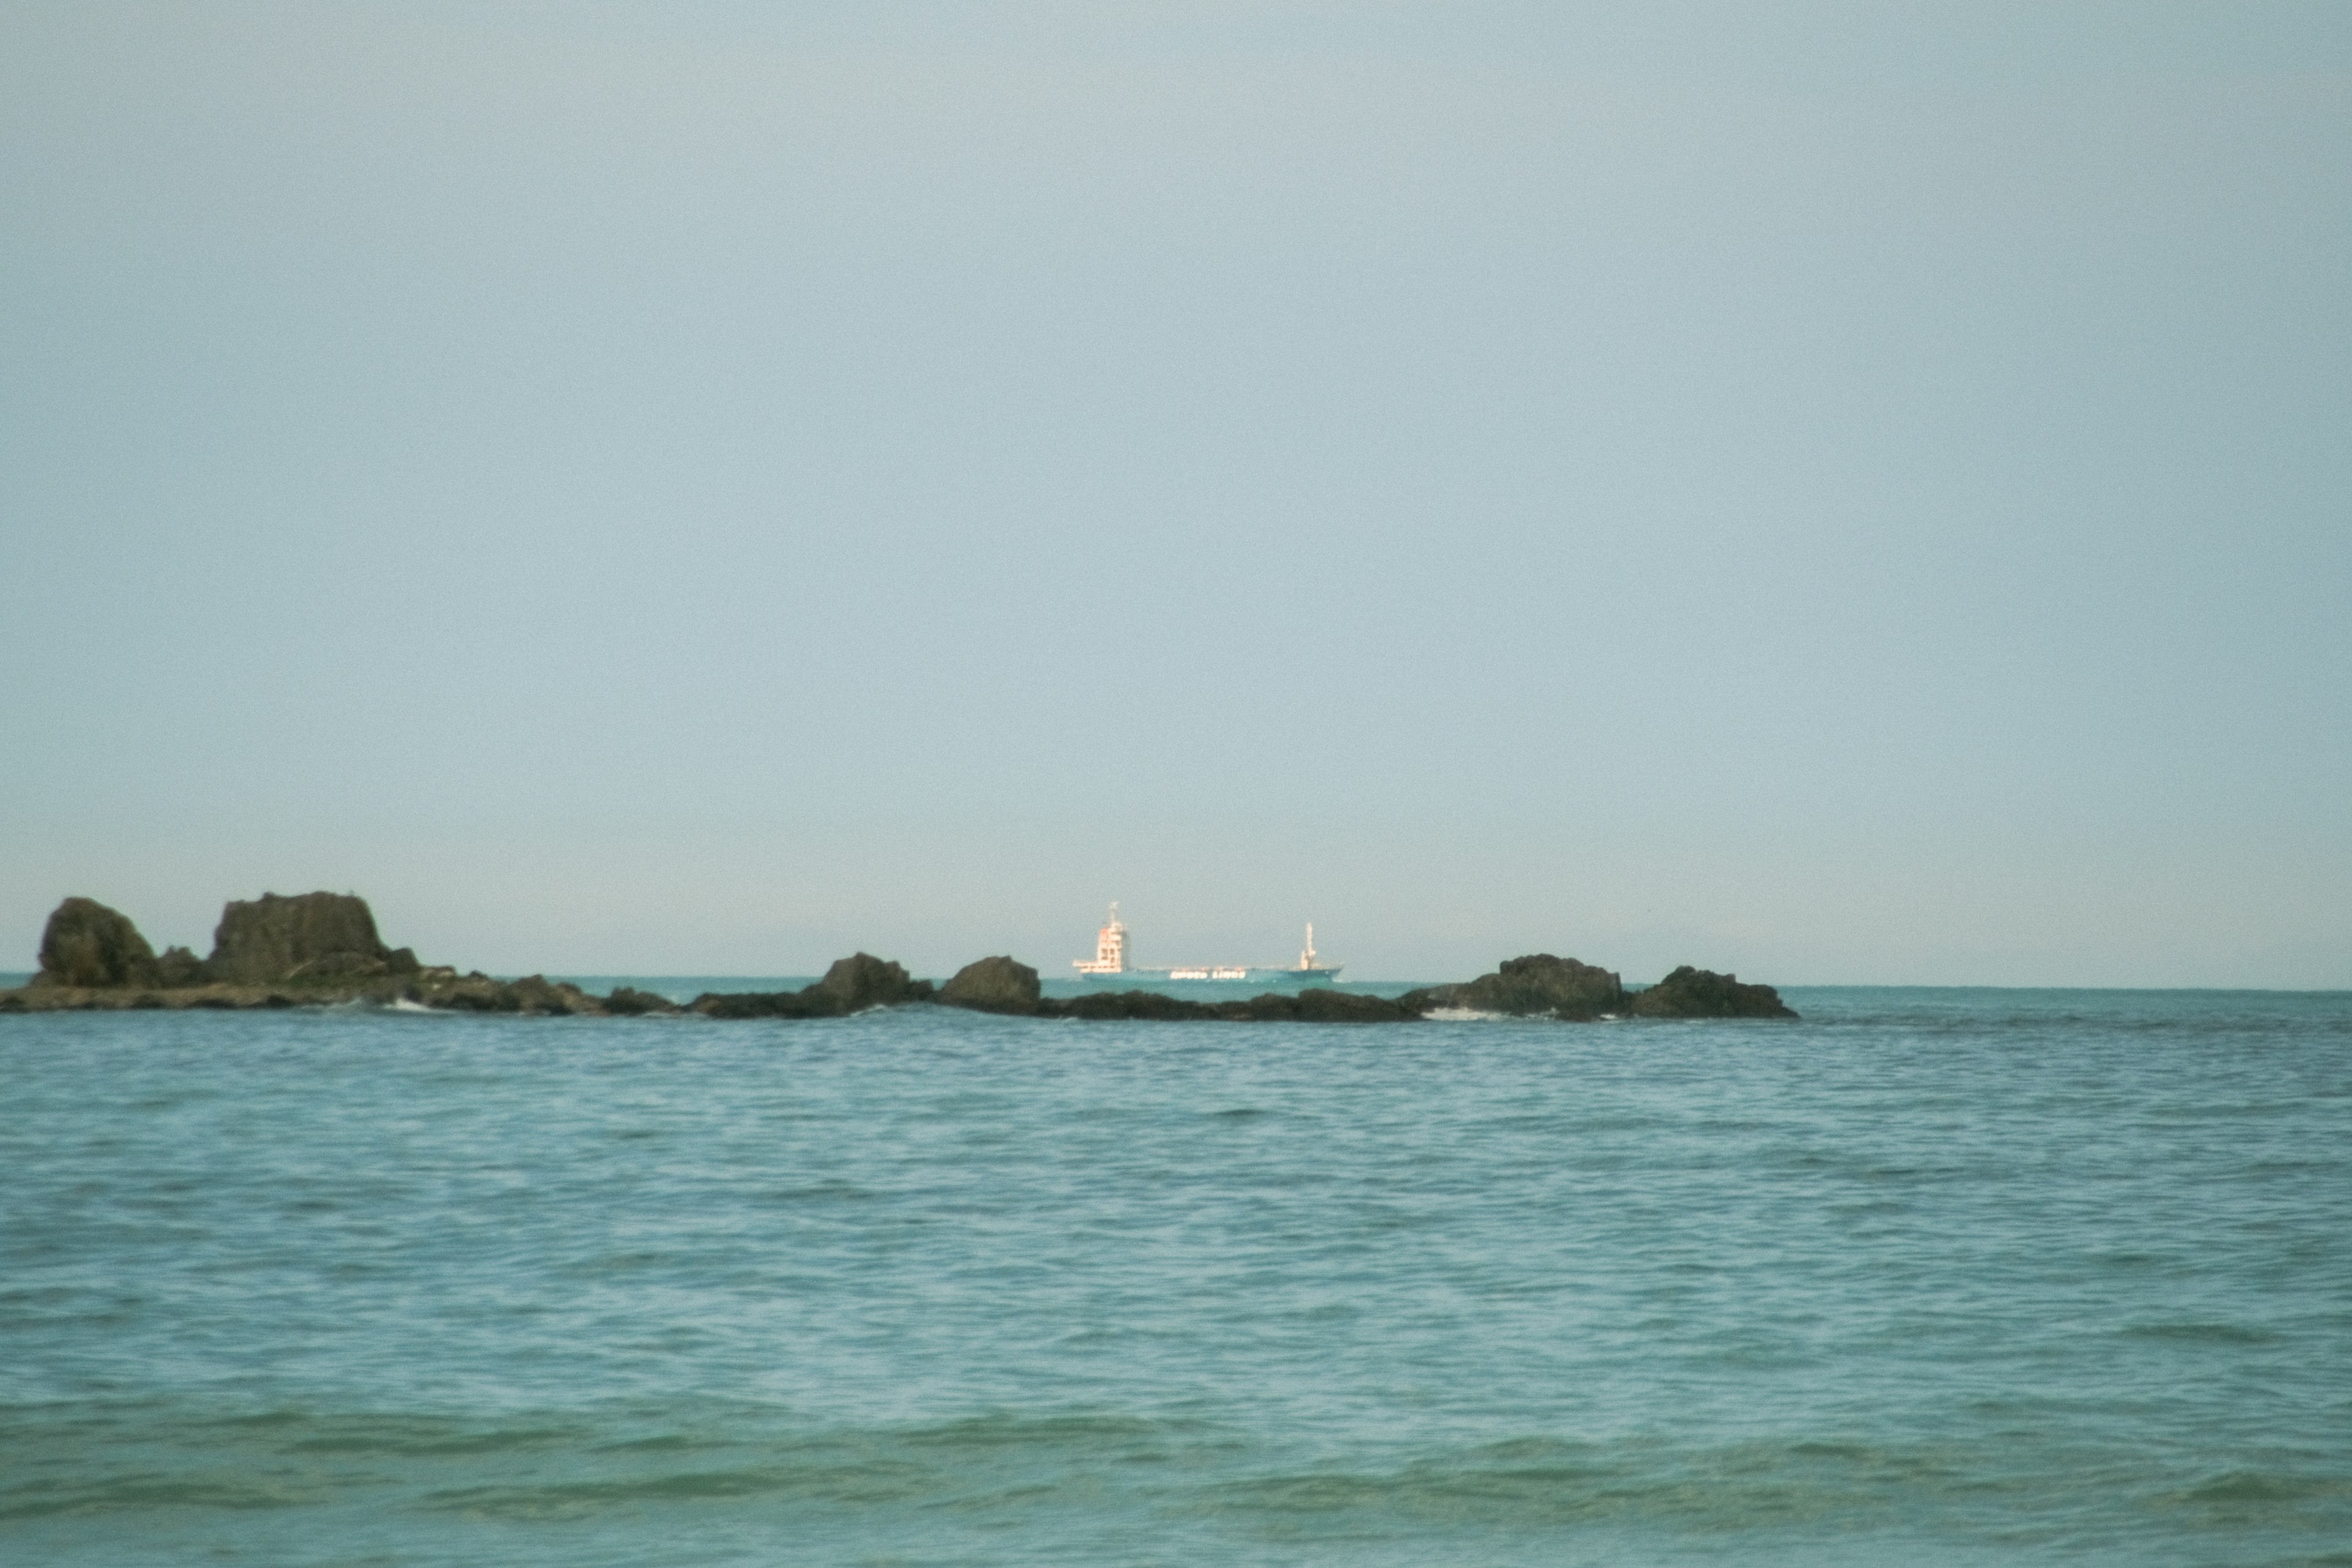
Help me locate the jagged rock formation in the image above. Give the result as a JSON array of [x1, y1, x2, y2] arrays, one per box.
[[154, 946, 209, 987], [941, 956, 1042, 1015], [208, 892, 420, 983], [1628, 965, 1796, 1019], [32, 898, 162, 989], [1396, 954, 1627, 1020]]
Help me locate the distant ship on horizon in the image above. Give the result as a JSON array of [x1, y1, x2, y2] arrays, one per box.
[[1071, 905, 1342, 982]]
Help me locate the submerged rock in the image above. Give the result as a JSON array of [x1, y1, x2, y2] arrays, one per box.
[[1628, 966, 1797, 1019], [1398, 954, 1627, 1020], [1289, 989, 1417, 1023], [690, 988, 839, 1020], [32, 898, 161, 989], [208, 892, 409, 984], [1042, 989, 1219, 1021], [940, 956, 1042, 1015], [1032, 986, 1417, 1023]]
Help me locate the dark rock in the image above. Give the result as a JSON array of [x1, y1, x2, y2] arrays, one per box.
[[1400, 954, 1626, 1020], [287, 952, 391, 981], [1042, 990, 1221, 1021], [940, 956, 1041, 1015], [603, 986, 680, 1017], [813, 953, 933, 1013], [154, 946, 209, 987], [682, 954, 935, 1021], [690, 989, 836, 1020], [506, 975, 597, 1016], [208, 892, 405, 984], [421, 974, 519, 1013], [1294, 989, 1417, 1023], [1028, 987, 1419, 1023], [33, 897, 162, 989], [1628, 966, 1798, 1019], [383, 948, 421, 974]]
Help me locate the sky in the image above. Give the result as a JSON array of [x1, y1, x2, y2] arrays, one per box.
[[2, 1, 2348, 986]]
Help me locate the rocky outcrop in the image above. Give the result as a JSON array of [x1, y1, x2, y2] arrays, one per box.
[[814, 952, 933, 1011], [1628, 966, 1796, 1019], [154, 946, 209, 987], [208, 892, 419, 984], [941, 956, 1042, 1015], [690, 987, 840, 1020], [692, 954, 937, 1019], [601, 986, 681, 1017], [32, 898, 162, 989], [2, 896, 1800, 1025], [1046, 989, 1218, 1021], [1397, 954, 1627, 1020]]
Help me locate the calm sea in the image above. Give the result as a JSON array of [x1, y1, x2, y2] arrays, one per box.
[[4, 987, 2348, 1566]]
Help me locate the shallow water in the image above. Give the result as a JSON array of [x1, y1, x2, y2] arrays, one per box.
[[4, 989, 2348, 1565]]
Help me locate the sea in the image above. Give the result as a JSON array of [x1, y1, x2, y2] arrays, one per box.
[[3, 982, 2348, 1566]]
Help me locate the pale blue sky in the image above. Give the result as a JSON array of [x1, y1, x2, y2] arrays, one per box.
[[4, 2, 2347, 984]]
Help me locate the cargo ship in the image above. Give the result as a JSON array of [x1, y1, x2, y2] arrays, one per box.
[[1071, 907, 1341, 982]]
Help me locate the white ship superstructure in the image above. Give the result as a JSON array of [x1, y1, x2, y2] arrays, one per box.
[[1072, 907, 1341, 982], [1290, 924, 1338, 979], [1073, 903, 1129, 974]]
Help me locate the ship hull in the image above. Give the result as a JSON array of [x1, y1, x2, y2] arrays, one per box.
[[1088, 967, 1343, 983]]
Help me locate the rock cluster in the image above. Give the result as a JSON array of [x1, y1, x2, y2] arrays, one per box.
[[2, 892, 1796, 1022], [6, 892, 608, 1015], [1397, 953, 1627, 1020], [690, 954, 935, 1019]]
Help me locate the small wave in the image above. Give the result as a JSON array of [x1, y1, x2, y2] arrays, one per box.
[[1423, 1007, 1510, 1022], [2122, 1320, 2280, 1345]]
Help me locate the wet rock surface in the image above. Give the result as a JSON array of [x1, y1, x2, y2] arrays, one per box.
[[208, 892, 413, 984], [941, 956, 1042, 1015], [1397, 954, 1627, 1020], [814, 953, 934, 1012], [33, 898, 161, 989], [602, 986, 682, 1017], [1628, 965, 1798, 1019], [1033, 988, 1419, 1023]]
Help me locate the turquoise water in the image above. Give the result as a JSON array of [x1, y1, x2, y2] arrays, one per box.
[[4, 989, 2348, 1565]]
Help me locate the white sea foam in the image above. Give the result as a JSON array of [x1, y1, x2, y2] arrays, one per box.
[[1422, 1007, 1509, 1022]]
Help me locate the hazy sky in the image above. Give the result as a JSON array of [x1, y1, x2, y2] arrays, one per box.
[[4, 2, 2347, 985]]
